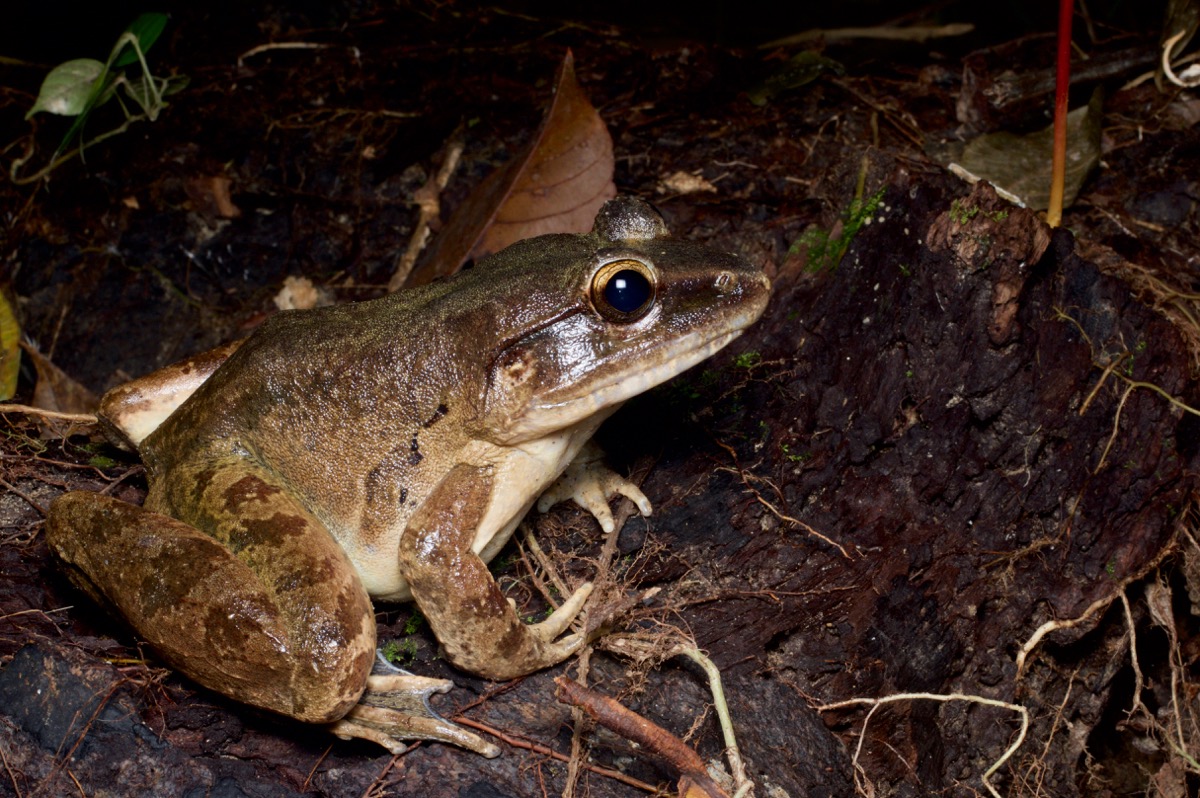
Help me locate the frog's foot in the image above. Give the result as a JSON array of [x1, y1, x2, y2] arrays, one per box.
[[525, 581, 593, 643], [328, 655, 501, 758], [537, 441, 652, 533]]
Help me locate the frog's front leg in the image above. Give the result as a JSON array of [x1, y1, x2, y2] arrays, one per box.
[[536, 439, 652, 533], [45, 464, 497, 756], [400, 463, 592, 681]]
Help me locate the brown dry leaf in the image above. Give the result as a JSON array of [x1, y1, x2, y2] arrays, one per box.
[[408, 49, 614, 286], [22, 342, 98, 437], [1150, 755, 1189, 798]]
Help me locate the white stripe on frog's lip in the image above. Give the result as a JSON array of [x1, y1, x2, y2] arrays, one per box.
[[502, 326, 748, 441], [497, 269, 771, 442]]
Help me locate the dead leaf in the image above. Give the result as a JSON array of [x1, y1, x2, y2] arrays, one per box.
[[934, 88, 1102, 210], [408, 50, 615, 286], [22, 342, 98, 438], [273, 275, 332, 311], [1150, 754, 1189, 798], [185, 174, 242, 225], [659, 170, 718, 195], [1183, 537, 1200, 616]]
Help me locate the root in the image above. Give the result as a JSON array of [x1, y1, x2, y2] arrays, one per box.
[[816, 692, 1029, 798]]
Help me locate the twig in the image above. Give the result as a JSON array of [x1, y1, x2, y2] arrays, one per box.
[[1111, 375, 1200, 417], [1076, 352, 1126, 416], [556, 676, 732, 798], [1093, 383, 1133, 473], [760, 23, 974, 48], [389, 138, 464, 291], [0, 606, 72, 623], [1120, 592, 1147, 719], [1016, 542, 1175, 679], [358, 749, 413, 798], [237, 41, 330, 68], [518, 527, 569, 607], [10, 113, 149, 185], [711, 439, 850, 558], [0, 733, 22, 798], [1046, 0, 1073, 227], [562, 648, 593, 798], [453, 717, 661, 793], [0, 477, 48, 516], [1016, 592, 1114, 679], [1162, 30, 1200, 89], [0, 404, 97, 423], [302, 744, 335, 792]]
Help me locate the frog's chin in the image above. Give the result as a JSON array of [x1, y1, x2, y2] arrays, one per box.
[[500, 326, 745, 443]]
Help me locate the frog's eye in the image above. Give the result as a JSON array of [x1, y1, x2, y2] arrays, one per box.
[[591, 259, 656, 322]]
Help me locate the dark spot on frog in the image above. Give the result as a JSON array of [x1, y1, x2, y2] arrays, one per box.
[[224, 474, 283, 508], [273, 558, 339, 595], [334, 584, 369, 630], [193, 467, 218, 498], [136, 541, 225, 618], [228, 512, 310, 552], [365, 454, 408, 507], [421, 403, 449, 428], [203, 602, 274, 655], [408, 434, 423, 466]]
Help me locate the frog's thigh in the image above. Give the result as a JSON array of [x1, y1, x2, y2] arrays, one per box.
[[46, 485, 375, 724], [399, 463, 588, 681]]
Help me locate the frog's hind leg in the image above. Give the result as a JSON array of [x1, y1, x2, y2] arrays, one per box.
[[46, 466, 498, 756], [46, 486, 374, 724]]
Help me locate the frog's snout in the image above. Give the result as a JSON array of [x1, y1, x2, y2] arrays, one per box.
[[716, 268, 771, 298]]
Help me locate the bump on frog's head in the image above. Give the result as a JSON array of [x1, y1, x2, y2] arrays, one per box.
[[592, 197, 669, 243]]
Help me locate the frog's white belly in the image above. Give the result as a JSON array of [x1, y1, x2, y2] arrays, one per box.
[[342, 417, 608, 603]]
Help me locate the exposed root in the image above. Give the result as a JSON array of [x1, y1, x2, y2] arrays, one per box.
[[1015, 539, 1176, 680], [816, 692, 1030, 798]]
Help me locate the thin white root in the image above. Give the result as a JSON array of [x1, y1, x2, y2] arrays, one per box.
[[817, 692, 1029, 798]]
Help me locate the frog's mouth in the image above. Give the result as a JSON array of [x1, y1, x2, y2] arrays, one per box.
[[564, 326, 746, 413], [501, 315, 761, 442]]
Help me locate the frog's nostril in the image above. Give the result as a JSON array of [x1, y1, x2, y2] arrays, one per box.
[[714, 271, 733, 292]]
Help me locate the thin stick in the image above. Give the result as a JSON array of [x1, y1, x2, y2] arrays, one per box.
[[0, 404, 97, 423]]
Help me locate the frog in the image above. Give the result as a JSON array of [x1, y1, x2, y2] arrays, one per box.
[[44, 196, 771, 757]]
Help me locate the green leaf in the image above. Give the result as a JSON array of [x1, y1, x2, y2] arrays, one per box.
[[0, 292, 19, 401], [54, 70, 117, 157], [25, 58, 104, 119], [114, 12, 169, 68]]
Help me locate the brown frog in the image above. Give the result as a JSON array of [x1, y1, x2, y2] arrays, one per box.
[[45, 197, 771, 756]]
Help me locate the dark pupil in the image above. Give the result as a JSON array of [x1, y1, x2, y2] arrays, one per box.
[[604, 269, 651, 313]]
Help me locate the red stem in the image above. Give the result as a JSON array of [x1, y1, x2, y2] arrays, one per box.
[[1047, 0, 1074, 227]]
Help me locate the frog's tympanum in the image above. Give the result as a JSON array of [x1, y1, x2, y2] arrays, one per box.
[[45, 197, 771, 757]]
